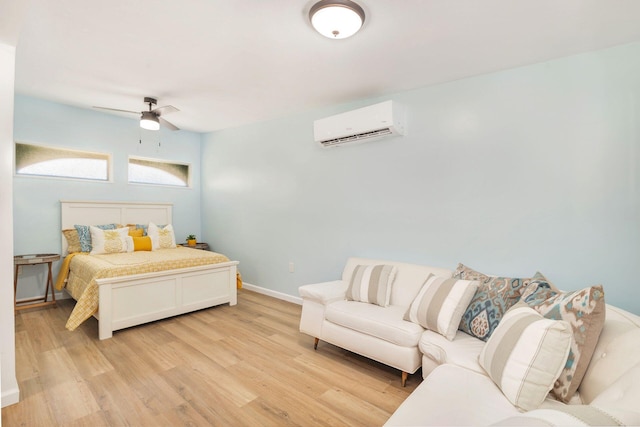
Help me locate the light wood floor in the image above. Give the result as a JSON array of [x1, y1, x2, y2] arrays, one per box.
[[2, 289, 421, 426]]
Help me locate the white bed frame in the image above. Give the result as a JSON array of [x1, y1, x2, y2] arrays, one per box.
[[61, 200, 238, 340]]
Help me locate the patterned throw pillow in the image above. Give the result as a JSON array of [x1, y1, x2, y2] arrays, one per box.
[[62, 229, 82, 253], [404, 274, 479, 340], [74, 223, 118, 252], [530, 285, 606, 403], [346, 264, 397, 307], [454, 263, 533, 341], [147, 222, 177, 249], [479, 304, 572, 411], [452, 263, 490, 282], [89, 226, 130, 255], [520, 272, 559, 306]]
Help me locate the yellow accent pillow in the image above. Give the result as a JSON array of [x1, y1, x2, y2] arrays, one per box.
[[128, 228, 144, 237], [132, 236, 152, 251]]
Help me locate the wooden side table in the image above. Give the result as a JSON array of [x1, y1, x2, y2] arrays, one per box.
[[180, 242, 210, 251], [14, 253, 60, 311]]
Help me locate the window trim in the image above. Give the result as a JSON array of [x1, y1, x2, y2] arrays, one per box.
[[127, 155, 192, 188], [14, 141, 113, 183]]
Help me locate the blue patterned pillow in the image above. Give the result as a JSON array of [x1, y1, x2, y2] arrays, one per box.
[[520, 272, 559, 306], [530, 285, 606, 403], [454, 263, 533, 341], [74, 223, 117, 252]]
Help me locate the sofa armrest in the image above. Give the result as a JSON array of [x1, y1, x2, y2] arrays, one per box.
[[299, 280, 347, 305]]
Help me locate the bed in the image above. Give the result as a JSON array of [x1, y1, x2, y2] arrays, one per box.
[[58, 200, 238, 340]]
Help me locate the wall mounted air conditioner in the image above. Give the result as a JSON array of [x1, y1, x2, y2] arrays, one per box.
[[313, 100, 405, 147]]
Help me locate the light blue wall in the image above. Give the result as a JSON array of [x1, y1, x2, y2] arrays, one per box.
[[201, 42, 640, 314], [13, 95, 203, 299]]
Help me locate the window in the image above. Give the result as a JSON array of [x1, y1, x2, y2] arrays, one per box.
[[15, 142, 110, 181], [128, 157, 190, 187]]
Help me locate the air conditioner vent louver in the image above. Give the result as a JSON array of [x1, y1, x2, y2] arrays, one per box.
[[320, 128, 393, 147], [313, 100, 405, 148]]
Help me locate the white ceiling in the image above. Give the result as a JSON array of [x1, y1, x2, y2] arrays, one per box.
[[12, 0, 640, 133]]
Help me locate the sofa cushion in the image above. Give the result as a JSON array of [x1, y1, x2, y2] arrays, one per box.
[[531, 285, 606, 403], [491, 405, 638, 426], [479, 304, 572, 411], [454, 263, 533, 341], [325, 300, 423, 348], [384, 364, 521, 426], [404, 274, 479, 340], [579, 305, 640, 403], [590, 361, 640, 416], [346, 264, 397, 307], [419, 329, 486, 375]]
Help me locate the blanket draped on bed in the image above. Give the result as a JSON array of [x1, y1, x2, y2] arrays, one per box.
[[55, 247, 231, 331]]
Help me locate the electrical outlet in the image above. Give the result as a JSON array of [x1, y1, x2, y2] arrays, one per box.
[[289, 262, 294, 273]]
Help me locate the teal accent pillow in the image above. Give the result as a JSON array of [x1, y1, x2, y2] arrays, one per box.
[[74, 223, 117, 252], [520, 272, 559, 306], [530, 285, 606, 402], [454, 263, 533, 341]]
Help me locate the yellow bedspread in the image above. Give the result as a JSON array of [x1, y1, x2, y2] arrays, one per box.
[[56, 247, 230, 331]]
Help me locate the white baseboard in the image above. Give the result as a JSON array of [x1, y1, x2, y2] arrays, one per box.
[[2, 386, 20, 408], [15, 290, 71, 305], [241, 282, 302, 305]]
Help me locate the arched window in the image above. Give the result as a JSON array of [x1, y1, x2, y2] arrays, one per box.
[[15, 142, 110, 181], [128, 157, 190, 187]]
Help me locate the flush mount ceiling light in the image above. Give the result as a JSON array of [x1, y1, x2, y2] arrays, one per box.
[[309, 0, 365, 39], [140, 111, 160, 130]]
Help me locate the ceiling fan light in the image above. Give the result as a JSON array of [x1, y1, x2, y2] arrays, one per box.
[[140, 111, 160, 130], [309, 0, 365, 39]]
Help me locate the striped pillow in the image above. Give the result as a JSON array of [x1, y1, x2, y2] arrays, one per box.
[[404, 274, 479, 340], [479, 304, 572, 411], [346, 264, 397, 307]]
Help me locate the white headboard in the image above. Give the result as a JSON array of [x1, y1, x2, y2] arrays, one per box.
[[61, 200, 173, 254]]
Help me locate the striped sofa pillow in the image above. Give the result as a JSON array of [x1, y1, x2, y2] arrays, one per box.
[[404, 274, 479, 340], [346, 264, 397, 307], [479, 304, 572, 411]]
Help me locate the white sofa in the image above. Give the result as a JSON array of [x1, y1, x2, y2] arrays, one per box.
[[387, 302, 640, 426], [299, 257, 640, 426], [298, 257, 452, 386]]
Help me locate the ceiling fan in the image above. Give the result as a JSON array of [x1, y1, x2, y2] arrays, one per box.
[[93, 97, 180, 131]]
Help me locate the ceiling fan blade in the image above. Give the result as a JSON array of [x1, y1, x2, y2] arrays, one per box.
[[152, 105, 179, 116], [93, 106, 139, 115], [159, 116, 180, 131]]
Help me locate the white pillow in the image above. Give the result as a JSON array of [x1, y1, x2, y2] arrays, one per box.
[[89, 226, 130, 255], [345, 264, 397, 307], [404, 274, 479, 340], [147, 222, 176, 250], [479, 304, 572, 411], [126, 236, 134, 253]]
